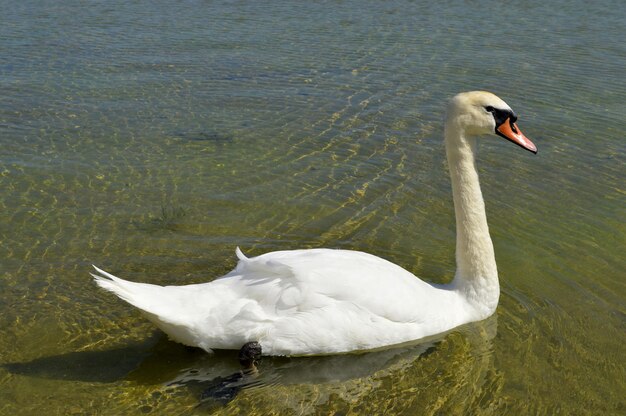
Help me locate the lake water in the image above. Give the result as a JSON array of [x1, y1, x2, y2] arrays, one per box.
[[1, 0, 624, 414]]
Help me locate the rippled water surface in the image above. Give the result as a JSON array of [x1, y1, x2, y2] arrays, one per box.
[[1, 0, 624, 414]]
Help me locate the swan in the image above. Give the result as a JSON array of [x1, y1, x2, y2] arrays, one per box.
[[92, 91, 537, 356]]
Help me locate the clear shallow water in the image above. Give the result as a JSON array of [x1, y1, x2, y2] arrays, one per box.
[[1, 0, 624, 414]]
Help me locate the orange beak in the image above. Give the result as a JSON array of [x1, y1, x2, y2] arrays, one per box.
[[496, 118, 537, 154]]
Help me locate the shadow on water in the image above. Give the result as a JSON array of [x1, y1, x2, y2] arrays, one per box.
[[4, 315, 497, 409], [3, 347, 147, 383], [2, 334, 165, 383]]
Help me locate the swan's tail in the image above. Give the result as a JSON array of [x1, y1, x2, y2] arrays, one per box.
[[91, 266, 203, 348], [91, 266, 162, 312]]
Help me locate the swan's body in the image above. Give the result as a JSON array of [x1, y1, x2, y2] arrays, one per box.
[[93, 91, 536, 356]]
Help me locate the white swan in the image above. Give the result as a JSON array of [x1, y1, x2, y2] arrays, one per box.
[[93, 91, 537, 356]]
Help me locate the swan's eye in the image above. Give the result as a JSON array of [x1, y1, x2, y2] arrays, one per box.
[[484, 106, 495, 113]]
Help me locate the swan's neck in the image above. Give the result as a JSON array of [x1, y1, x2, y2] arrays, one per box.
[[444, 122, 499, 317]]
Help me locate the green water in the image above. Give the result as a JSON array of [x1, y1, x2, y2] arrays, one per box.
[[1, 0, 624, 414]]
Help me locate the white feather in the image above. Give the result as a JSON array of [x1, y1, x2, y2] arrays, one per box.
[[93, 249, 464, 355]]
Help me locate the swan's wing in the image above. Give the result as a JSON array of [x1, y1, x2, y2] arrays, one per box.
[[229, 248, 438, 323], [220, 248, 452, 354]]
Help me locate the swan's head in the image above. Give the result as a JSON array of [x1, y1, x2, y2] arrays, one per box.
[[446, 91, 537, 154]]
